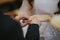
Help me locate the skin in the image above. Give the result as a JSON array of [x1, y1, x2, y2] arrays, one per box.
[[5, 10, 30, 27]]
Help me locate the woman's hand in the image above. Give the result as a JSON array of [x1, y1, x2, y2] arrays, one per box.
[[29, 15, 41, 26]]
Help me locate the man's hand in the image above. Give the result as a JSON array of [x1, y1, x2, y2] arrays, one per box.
[[20, 20, 32, 27], [15, 14, 29, 21]]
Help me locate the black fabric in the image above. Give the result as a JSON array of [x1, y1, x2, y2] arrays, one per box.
[[58, 1, 60, 9], [54, 11, 60, 14], [0, 14, 24, 40], [54, 1, 60, 14], [0, 13, 39, 40], [25, 24, 39, 40]]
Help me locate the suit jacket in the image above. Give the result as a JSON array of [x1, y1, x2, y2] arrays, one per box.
[[25, 24, 39, 40], [0, 13, 24, 40]]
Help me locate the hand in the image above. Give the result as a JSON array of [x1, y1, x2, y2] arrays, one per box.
[[30, 16, 41, 26], [14, 14, 29, 21], [20, 20, 32, 27]]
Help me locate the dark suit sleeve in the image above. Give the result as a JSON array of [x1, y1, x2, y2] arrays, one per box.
[[8, 17, 24, 40], [10, 20, 24, 40], [26, 24, 40, 40], [0, 15, 24, 40]]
